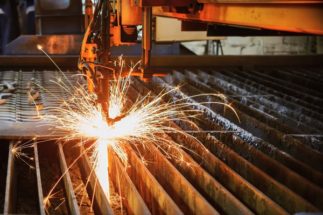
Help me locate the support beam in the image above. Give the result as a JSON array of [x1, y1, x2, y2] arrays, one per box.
[[3, 142, 15, 215], [78, 146, 114, 215], [153, 4, 323, 35], [121, 144, 183, 215], [34, 142, 46, 215], [58, 143, 80, 215], [109, 147, 152, 215]]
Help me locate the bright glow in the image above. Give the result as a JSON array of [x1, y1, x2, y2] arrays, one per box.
[[39, 56, 237, 210], [31, 44, 238, 211], [94, 140, 110, 198], [45, 64, 193, 204]]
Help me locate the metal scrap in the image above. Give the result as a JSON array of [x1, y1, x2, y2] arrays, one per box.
[[0, 81, 17, 93], [0, 93, 13, 105], [26, 78, 40, 104], [0, 81, 16, 105]]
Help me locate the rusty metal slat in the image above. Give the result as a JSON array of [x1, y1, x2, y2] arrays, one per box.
[[201, 68, 323, 128], [289, 67, 323, 83], [131, 79, 287, 214], [156, 132, 255, 215], [196, 70, 323, 171], [78, 146, 114, 215], [182, 70, 323, 187], [247, 70, 323, 104], [57, 143, 81, 215], [121, 144, 184, 215], [179, 82, 323, 209], [152, 77, 320, 213], [129, 80, 251, 214], [182, 68, 320, 205], [194, 109, 323, 212], [190, 68, 321, 127], [225, 133, 323, 210], [232, 69, 323, 122], [1, 66, 322, 215], [108, 147, 152, 215], [168, 121, 288, 215], [127, 81, 250, 214], [190, 67, 321, 129], [255, 68, 323, 98], [3, 142, 15, 215], [221, 70, 323, 124], [34, 142, 46, 215], [208, 69, 323, 124], [115, 90, 183, 215], [206, 70, 322, 136], [200, 124, 320, 213], [134, 140, 219, 215]]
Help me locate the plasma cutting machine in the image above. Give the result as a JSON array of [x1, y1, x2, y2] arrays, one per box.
[[76, 0, 323, 124], [78, 0, 186, 123]]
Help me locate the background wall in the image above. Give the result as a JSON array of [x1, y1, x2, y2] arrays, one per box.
[[181, 36, 323, 55]]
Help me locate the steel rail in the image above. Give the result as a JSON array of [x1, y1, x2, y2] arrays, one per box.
[[3, 142, 15, 215], [108, 146, 151, 215], [57, 142, 81, 215], [78, 145, 114, 215], [121, 143, 184, 215], [33, 142, 46, 215]]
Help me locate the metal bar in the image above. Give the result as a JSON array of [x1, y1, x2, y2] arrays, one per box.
[[212, 123, 319, 210], [127, 80, 254, 214], [210, 69, 323, 130], [34, 142, 46, 215], [152, 76, 320, 213], [0, 122, 64, 140], [121, 144, 184, 215], [3, 142, 15, 215], [250, 69, 323, 100], [225, 126, 323, 210], [168, 120, 288, 215], [260, 68, 323, 97], [153, 4, 323, 35], [78, 146, 114, 215], [111, 93, 180, 214], [236, 70, 323, 116], [0, 55, 323, 69], [133, 140, 219, 215], [143, 55, 323, 67], [156, 132, 255, 215], [130, 77, 287, 215], [183, 70, 323, 187], [208, 69, 323, 133], [57, 143, 81, 215], [203, 70, 323, 172], [108, 146, 152, 215], [142, 7, 152, 79], [197, 119, 320, 213]]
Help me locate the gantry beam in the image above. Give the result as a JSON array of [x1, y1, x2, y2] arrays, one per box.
[[153, 3, 323, 35]]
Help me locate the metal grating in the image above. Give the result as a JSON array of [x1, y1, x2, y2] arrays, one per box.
[[0, 70, 80, 138], [0, 70, 77, 123], [0, 66, 323, 215]]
